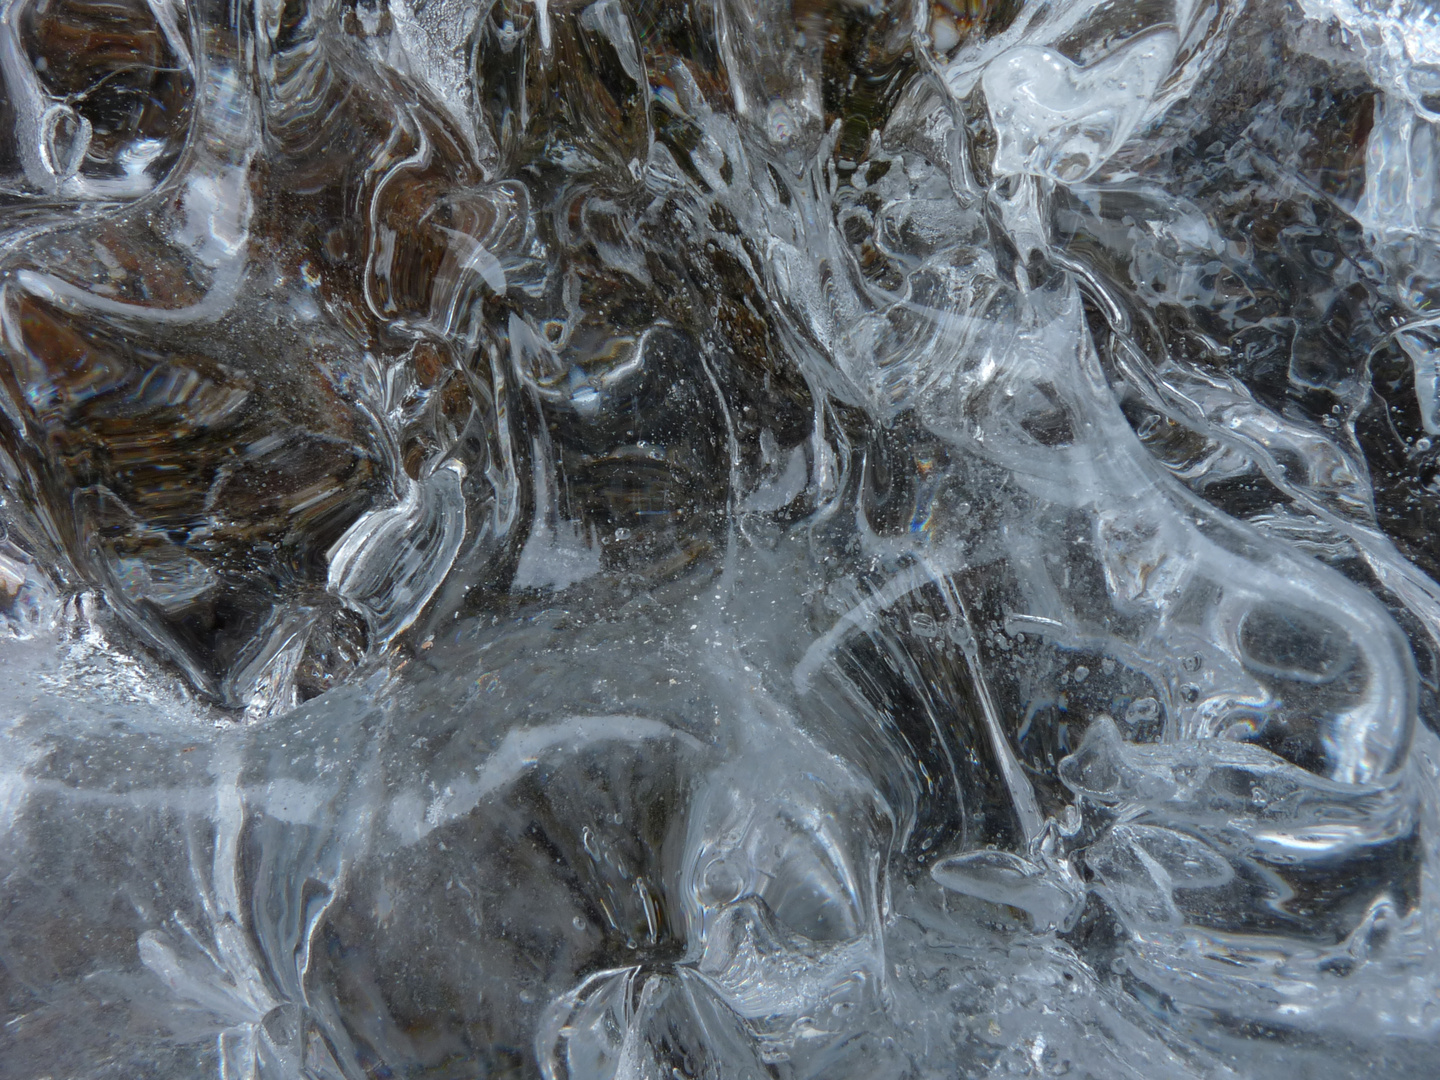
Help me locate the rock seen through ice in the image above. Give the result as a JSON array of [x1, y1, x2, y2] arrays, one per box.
[[2, 0, 1440, 1076]]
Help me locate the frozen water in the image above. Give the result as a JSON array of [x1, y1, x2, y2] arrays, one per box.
[[3, 0, 1440, 1076]]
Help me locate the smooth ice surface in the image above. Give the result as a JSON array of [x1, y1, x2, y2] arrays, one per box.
[[2, 0, 1440, 1076]]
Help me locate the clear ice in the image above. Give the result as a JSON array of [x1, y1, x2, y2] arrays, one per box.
[[2, 0, 1440, 1075]]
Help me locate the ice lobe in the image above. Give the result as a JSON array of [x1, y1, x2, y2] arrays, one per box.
[[3, 0, 1440, 1077], [982, 33, 1179, 183]]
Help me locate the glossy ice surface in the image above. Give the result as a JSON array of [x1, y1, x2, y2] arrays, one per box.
[[2, 0, 1440, 1076]]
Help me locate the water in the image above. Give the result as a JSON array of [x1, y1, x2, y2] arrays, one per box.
[[1, 0, 1439, 1076]]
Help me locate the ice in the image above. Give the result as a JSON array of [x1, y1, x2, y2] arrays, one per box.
[[1, 0, 194, 198], [982, 34, 1179, 183], [326, 458, 467, 643], [4, 0, 1440, 1076]]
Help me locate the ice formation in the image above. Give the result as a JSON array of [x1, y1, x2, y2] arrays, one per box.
[[2, 0, 1440, 1075]]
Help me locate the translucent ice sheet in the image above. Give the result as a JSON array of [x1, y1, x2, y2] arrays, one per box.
[[3, 0, 1440, 1076]]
